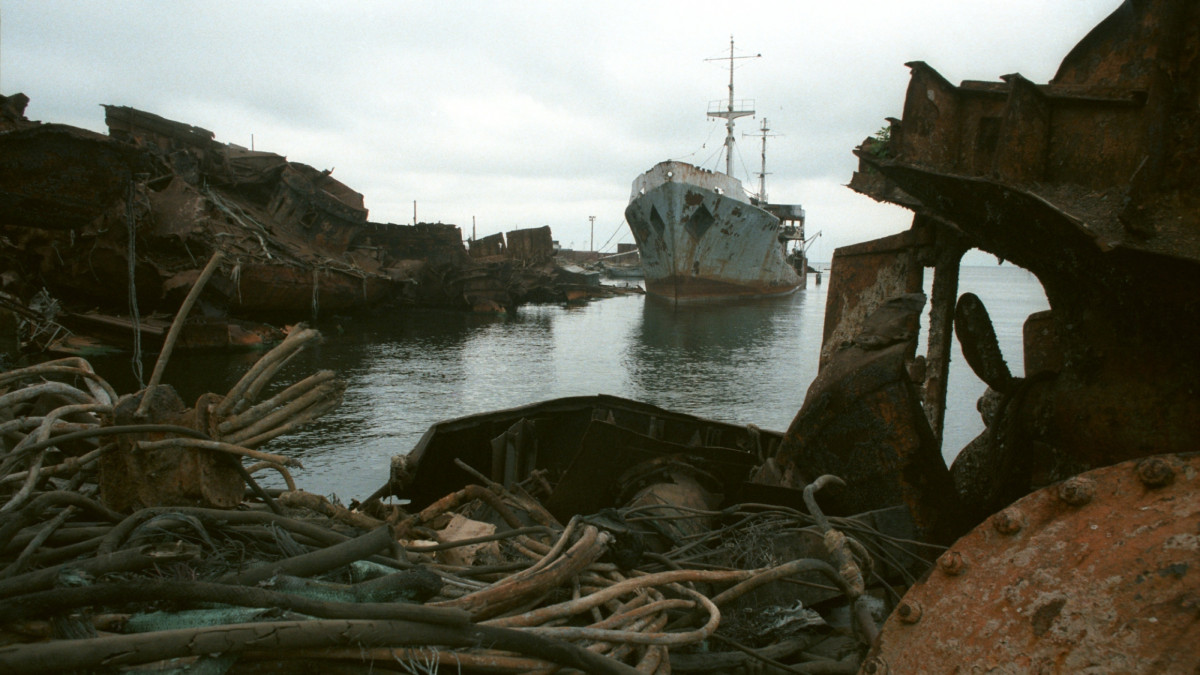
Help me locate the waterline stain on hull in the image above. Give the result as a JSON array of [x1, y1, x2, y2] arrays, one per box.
[[644, 275, 801, 303]]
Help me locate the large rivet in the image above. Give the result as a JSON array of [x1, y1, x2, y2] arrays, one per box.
[[1057, 476, 1095, 506], [992, 507, 1024, 535], [862, 656, 889, 674], [897, 600, 923, 624], [1136, 457, 1175, 488], [938, 550, 967, 576]]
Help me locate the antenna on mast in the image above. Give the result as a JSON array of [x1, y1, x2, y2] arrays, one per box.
[[706, 36, 760, 176], [744, 117, 780, 203]]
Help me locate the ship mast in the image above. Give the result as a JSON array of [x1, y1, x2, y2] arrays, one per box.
[[706, 37, 759, 177], [745, 117, 779, 202]]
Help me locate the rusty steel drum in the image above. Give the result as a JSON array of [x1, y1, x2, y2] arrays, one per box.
[[862, 453, 1200, 674]]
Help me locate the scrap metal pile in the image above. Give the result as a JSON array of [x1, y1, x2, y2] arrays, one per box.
[[0, 323, 932, 673], [817, 0, 1199, 670], [0, 95, 621, 358]]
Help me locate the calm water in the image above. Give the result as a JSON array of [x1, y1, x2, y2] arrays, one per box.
[[90, 264, 1048, 500]]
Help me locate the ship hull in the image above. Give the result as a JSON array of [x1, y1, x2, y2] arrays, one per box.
[[624, 161, 801, 303]]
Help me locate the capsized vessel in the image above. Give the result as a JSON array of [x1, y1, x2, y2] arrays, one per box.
[[624, 39, 806, 303]]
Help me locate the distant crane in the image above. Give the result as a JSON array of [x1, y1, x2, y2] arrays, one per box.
[[803, 231, 824, 284], [803, 230, 822, 252]]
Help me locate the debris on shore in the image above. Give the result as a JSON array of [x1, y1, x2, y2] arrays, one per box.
[[0, 246, 889, 672], [0, 96, 637, 358], [0, 327, 900, 673]]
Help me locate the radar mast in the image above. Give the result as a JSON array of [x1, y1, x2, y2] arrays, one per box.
[[706, 37, 759, 176]]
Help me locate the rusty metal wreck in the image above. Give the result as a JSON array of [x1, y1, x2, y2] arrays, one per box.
[[0, 99, 624, 355], [0, 1, 1197, 672], [803, 0, 1200, 669]]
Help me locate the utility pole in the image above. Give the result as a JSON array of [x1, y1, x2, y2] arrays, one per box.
[[413, 201, 417, 226], [589, 215, 596, 252]]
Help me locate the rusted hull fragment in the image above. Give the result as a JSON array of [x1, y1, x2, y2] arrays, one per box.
[[387, 395, 782, 516], [224, 263, 392, 317], [843, 0, 1200, 513], [865, 151, 1200, 480], [0, 124, 160, 230], [835, 2, 1200, 669], [771, 294, 963, 543], [818, 229, 925, 369], [865, 453, 1200, 673], [0, 99, 625, 347]]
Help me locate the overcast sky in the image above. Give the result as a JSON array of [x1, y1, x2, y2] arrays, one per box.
[[2, 1, 1117, 260]]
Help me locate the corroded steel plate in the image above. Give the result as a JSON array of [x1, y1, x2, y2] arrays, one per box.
[[862, 453, 1200, 674]]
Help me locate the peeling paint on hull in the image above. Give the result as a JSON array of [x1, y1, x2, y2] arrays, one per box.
[[625, 161, 801, 304]]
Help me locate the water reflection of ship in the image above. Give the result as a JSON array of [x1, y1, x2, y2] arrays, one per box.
[[636, 296, 785, 354], [626, 294, 803, 413]]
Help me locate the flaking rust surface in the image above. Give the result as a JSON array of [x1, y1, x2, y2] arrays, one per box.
[[864, 453, 1200, 674]]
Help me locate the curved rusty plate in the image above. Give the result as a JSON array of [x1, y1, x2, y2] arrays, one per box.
[[863, 453, 1200, 674]]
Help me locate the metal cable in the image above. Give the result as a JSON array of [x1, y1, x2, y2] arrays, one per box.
[[126, 177, 144, 388]]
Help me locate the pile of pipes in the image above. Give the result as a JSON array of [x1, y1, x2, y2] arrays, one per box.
[[0, 343, 932, 673]]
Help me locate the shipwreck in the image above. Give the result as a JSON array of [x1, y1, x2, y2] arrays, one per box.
[[0, 0, 1196, 672], [825, 0, 1200, 669], [0, 98, 627, 357]]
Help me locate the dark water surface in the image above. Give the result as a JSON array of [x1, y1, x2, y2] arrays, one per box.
[[89, 264, 1047, 500]]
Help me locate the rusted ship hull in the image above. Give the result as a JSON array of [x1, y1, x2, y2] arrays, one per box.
[[0, 124, 159, 230], [624, 161, 801, 303], [59, 311, 282, 352], [224, 263, 391, 316], [381, 394, 787, 519]]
